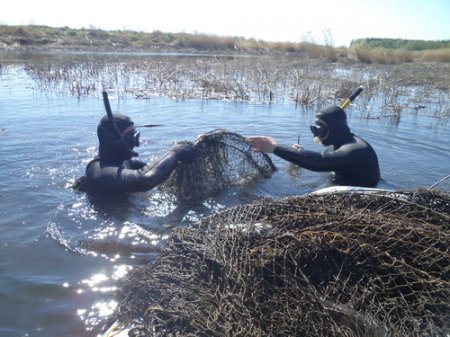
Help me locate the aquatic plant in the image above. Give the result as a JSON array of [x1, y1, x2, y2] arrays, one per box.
[[17, 52, 449, 119], [113, 189, 450, 337]]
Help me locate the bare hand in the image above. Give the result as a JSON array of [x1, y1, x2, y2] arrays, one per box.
[[292, 143, 303, 150], [246, 136, 277, 153]]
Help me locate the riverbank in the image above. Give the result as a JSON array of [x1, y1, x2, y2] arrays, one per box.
[[1, 25, 449, 95], [1, 24, 450, 61]]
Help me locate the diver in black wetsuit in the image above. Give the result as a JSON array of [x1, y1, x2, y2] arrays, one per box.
[[247, 104, 380, 187], [76, 113, 195, 198]]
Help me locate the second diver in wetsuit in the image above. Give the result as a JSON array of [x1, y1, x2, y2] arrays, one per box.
[[247, 104, 380, 187], [75, 113, 196, 198]]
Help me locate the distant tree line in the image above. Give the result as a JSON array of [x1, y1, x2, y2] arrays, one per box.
[[1, 25, 449, 63], [350, 38, 450, 50]]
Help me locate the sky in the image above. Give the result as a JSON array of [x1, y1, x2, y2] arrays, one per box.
[[1, 0, 449, 47]]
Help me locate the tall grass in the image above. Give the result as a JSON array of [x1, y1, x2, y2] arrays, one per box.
[[421, 48, 450, 62], [1, 25, 449, 65], [350, 44, 414, 64], [18, 50, 449, 120]]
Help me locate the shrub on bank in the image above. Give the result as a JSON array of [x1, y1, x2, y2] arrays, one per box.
[[350, 44, 414, 64], [1, 25, 448, 65], [421, 48, 450, 62]]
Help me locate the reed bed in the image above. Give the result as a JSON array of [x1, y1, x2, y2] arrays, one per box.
[[19, 53, 449, 119]]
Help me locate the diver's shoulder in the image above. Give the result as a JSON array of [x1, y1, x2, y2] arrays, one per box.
[[351, 134, 372, 147], [85, 157, 101, 172]]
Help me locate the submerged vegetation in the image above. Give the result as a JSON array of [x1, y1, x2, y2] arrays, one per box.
[[1, 24, 448, 120], [1, 24, 450, 63], [15, 51, 449, 121]]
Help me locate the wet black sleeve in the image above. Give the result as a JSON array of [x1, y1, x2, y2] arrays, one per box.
[[128, 159, 147, 170], [85, 150, 181, 196], [273, 139, 381, 187], [273, 144, 360, 172]]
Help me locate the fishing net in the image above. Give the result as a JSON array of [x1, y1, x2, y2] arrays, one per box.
[[161, 129, 276, 202], [112, 189, 450, 337]]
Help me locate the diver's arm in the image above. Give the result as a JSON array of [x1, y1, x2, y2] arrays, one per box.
[[128, 150, 180, 191], [123, 142, 195, 192], [273, 144, 358, 172], [86, 143, 195, 195], [128, 159, 147, 170]]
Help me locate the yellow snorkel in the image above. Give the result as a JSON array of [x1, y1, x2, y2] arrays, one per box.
[[341, 86, 363, 109]]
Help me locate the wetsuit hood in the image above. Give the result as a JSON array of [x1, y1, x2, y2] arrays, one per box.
[[314, 104, 352, 147], [97, 113, 138, 163]]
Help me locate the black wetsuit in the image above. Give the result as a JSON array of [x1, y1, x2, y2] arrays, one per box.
[[273, 104, 380, 187], [83, 144, 194, 198], [274, 134, 380, 187], [77, 113, 195, 198]]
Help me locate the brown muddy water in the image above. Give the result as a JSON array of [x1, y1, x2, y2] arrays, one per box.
[[0, 50, 449, 336]]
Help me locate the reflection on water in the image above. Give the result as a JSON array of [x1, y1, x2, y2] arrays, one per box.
[[0, 53, 449, 337]]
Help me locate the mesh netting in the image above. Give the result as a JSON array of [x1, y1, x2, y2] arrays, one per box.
[[161, 129, 276, 202], [114, 189, 449, 337]]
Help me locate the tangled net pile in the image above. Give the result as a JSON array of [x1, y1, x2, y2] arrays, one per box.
[[114, 189, 449, 337], [161, 130, 276, 202]]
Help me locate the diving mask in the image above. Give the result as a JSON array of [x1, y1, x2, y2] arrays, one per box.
[[310, 121, 329, 143]]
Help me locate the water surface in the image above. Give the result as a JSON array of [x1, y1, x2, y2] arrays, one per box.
[[0, 54, 449, 337]]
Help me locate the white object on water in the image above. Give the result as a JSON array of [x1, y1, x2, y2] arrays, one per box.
[[310, 185, 391, 195]]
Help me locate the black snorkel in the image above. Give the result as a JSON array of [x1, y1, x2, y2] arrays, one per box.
[[341, 86, 363, 110], [102, 91, 166, 156], [102, 90, 141, 157], [103, 91, 164, 130], [102, 91, 123, 139]]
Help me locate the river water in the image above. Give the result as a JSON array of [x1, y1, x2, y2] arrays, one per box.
[[0, 52, 449, 337]]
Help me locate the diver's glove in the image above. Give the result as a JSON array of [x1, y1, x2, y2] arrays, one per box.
[[170, 141, 196, 163]]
